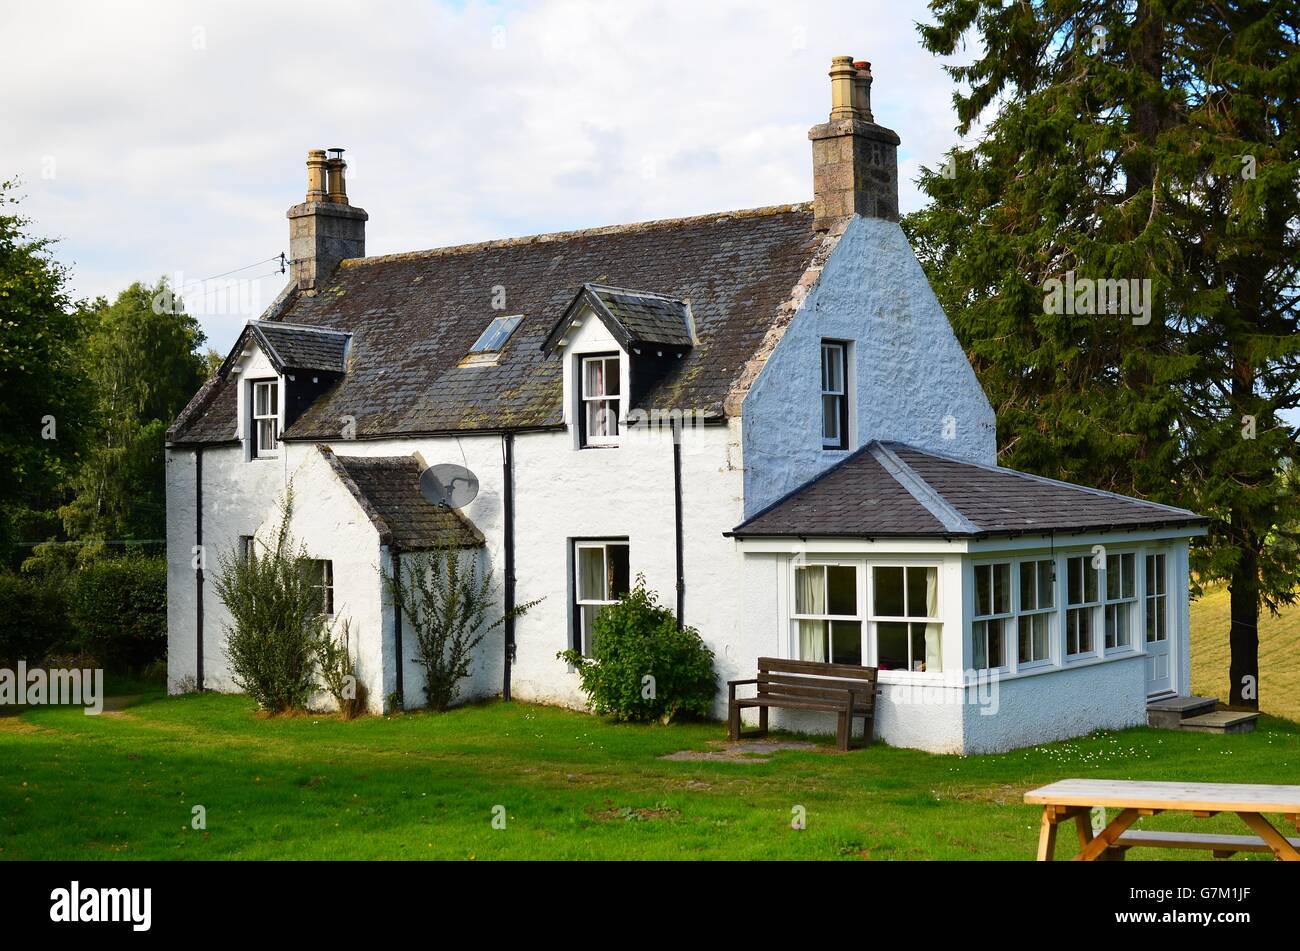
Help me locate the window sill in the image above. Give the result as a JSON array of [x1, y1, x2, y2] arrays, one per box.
[[877, 669, 949, 686]]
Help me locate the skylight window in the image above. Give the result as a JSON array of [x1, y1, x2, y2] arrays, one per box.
[[469, 314, 523, 353]]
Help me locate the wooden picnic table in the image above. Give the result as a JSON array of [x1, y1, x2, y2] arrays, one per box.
[[1024, 779, 1300, 861]]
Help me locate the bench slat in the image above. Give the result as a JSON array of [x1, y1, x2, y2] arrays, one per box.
[[1117, 830, 1300, 854], [734, 696, 855, 714], [759, 656, 876, 680]]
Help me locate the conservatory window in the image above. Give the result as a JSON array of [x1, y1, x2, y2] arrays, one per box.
[[792, 564, 862, 664], [1017, 558, 1055, 665], [872, 566, 941, 673], [972, 562, 1011, 670], [1144, 553, 1168, 643], [1103, 552, 1137, 650], [1066, 556, 1101, 657]]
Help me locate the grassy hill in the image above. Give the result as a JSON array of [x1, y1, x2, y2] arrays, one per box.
[[1190, 584, 1299, 722]]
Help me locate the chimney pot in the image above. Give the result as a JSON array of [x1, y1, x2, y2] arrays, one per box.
[[852, 61, 874, 122], [288, 147, 367, 292], [305, 149, 327, 202], [828, 55, 857, 121], [808, 56, 900, 231], [325, 148, 348, 204]]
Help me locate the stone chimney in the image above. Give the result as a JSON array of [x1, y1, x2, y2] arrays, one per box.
[[809, 56, 900, 232], [287, 148, 368, 292]]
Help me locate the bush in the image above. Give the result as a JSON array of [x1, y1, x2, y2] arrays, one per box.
[[67, 555, 167, 671], [0, 572, 71, 666], [315, 619, 365, 718], [212, 491, 327, 713], [559, 579, 716, 723], [383, 542, 540, 712]]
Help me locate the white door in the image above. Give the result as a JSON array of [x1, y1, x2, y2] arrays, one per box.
[[1144, 552, 1173, 696]]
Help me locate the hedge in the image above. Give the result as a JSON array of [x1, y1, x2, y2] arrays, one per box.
[[0, 573, 70, 666], [66, 556, 168, 671]]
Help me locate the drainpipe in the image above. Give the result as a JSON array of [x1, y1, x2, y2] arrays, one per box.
[[194, 447, 205, 689], [672, 419, 684, 629], [391, 548, 404, 709], [502, 432, 516, 700]]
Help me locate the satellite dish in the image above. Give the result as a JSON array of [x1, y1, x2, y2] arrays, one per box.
[[419, 463, 479, 509]]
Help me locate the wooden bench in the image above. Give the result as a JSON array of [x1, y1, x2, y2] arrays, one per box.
[[728, 657, 877, 752], [1025, 779, 1300, 861]]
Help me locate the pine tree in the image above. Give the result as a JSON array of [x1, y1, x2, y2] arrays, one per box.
[[905, 1, 1300, 708]]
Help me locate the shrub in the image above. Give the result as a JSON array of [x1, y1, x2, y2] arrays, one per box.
[[559, 579, 716, 723], [315, 619, 364, 718], [383, 541, 540, 711], [212, 491, 328, 713], [0, 572, 70, 666], [67, 555, 167, 671]]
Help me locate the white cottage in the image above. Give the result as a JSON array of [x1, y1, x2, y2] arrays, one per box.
[[165, 57, 1207, 753]]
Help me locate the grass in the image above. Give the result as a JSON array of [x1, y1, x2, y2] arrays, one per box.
[[0, 582, 1293, 861], [1189, 584, 1300, 722], [1, 690, 1298, 860]]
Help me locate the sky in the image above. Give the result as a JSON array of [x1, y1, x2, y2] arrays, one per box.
[[0, 0, 976, 355]]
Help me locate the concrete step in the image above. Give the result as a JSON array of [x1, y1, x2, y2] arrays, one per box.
[[1146, 695, 1218, 730], [1179, 710, 1259, 735]]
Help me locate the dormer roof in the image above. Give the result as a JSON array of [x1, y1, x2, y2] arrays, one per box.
[[219, 320, 352, 376], [542, 283, 695, 354]]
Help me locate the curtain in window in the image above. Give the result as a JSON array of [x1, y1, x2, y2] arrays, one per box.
[[924, 567, 942, 672], [797, 568, 826, 662], [577, 547, 604, 601]]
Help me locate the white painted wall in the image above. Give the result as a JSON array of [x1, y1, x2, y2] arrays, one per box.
[[741, 215, 997, 515]]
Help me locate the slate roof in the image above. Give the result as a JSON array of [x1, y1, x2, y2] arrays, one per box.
[[323, 450, 484, 551], [251, 322, 350, 373], [543, 283, 695, 352], [730, 442, 1208, 540], [169, 204, 825, 445]]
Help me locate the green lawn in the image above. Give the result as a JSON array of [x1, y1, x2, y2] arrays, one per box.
[[1190, 584, 1300, 722], [0, 583, 1293, 861], [2, 690, 1298, 860]]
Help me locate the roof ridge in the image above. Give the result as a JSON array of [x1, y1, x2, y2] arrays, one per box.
[[869, 443, 980, 535], [340, 202, 814, 267], [884, 442, 1203, 518]]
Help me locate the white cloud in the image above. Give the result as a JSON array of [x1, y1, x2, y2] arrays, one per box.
[[0, 0, 973, 354]]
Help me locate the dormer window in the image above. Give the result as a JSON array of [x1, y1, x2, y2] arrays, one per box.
[[251, 380, 279, 458], [580, 354, 621, 447]]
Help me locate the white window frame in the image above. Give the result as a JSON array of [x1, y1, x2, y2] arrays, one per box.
[[580, 354, 621, 448], [572, 539, 629, 655], [820, 341, 848, 450], [307, 559, 333, 617], [1065, 555, 1101, 659], [251, 379, 280, 459], [790, 562, 864, 665], [1015, 558, 1055, 669], [1144, 551, 1169, 645], [1103, 551, 1138, 652], [869, 563, 943, 674], [972, 561, 1013, 671]]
